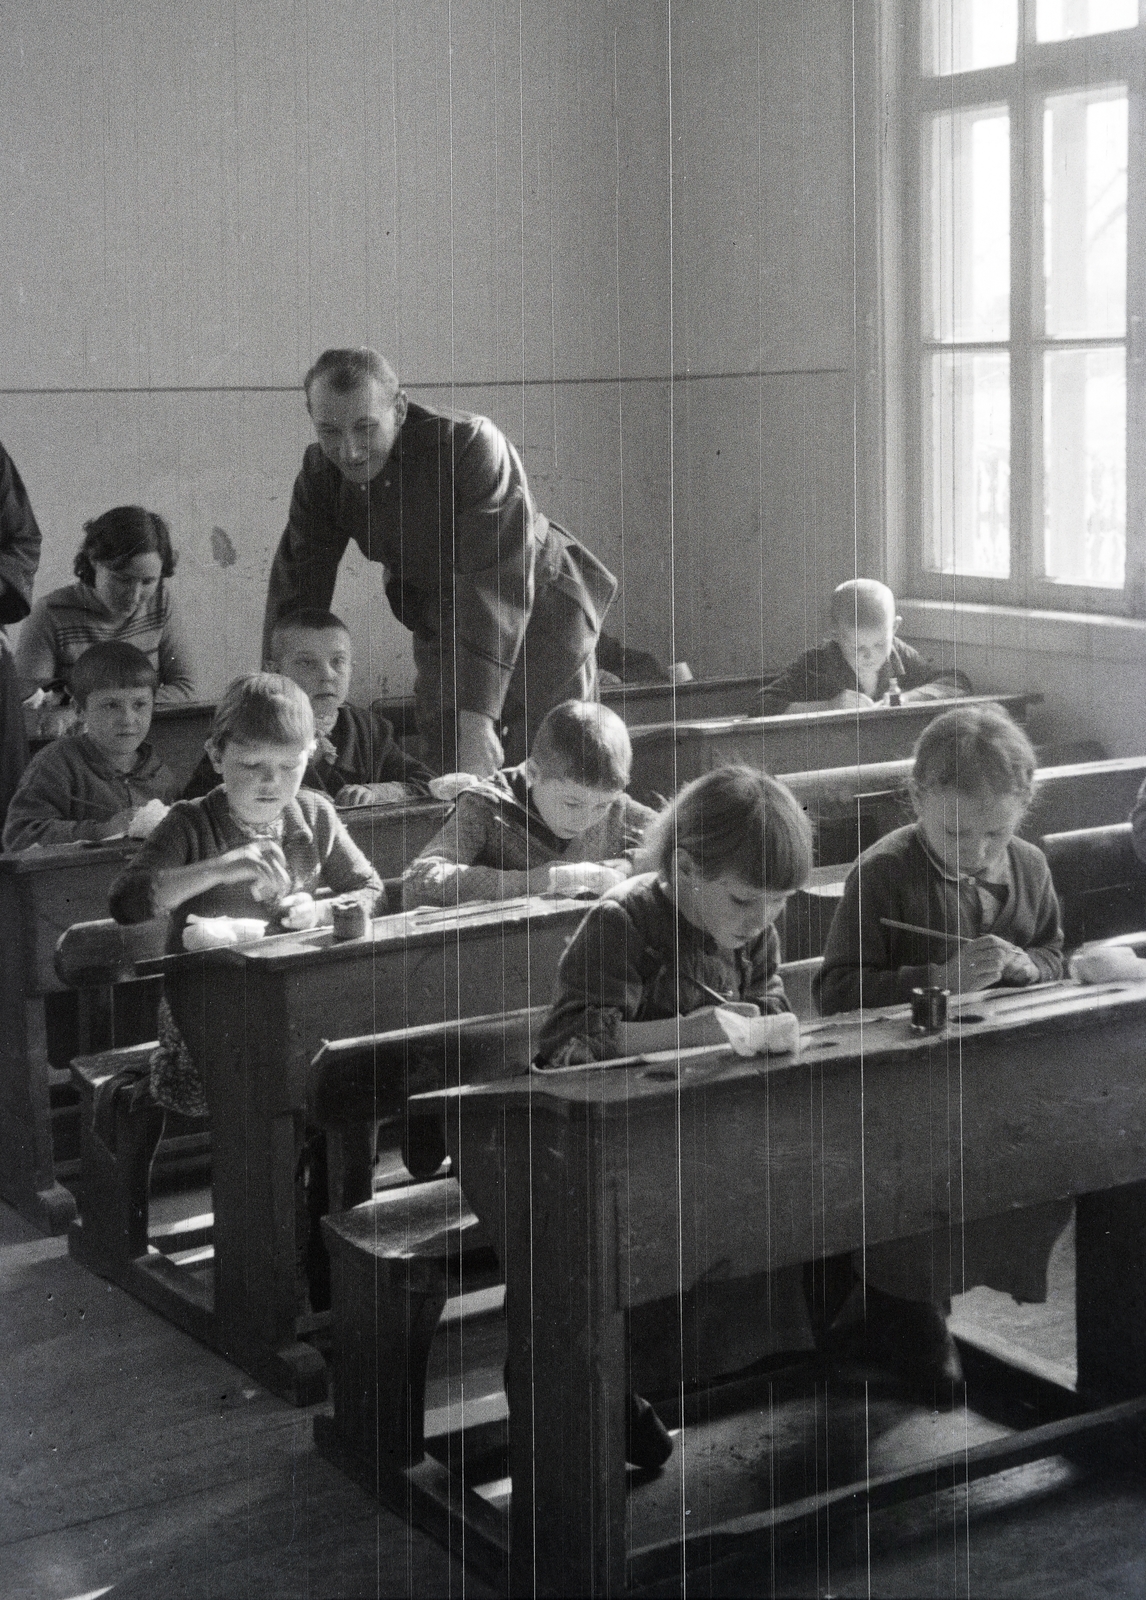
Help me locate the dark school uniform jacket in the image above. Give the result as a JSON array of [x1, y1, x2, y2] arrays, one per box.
[[815, 823, 1064, 1015], [759, 638, 971, 714], [0, 442, 41, 633], [181, 701, 434, 801], [262, 402, 617, 721], [536, 871, 791, 1066], [401, 763, 655, 907], [109, 785, 384, 953], [0, 442, 42, 824], [2, 733, 178, 851]]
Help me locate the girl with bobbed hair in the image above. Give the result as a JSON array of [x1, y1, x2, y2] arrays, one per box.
[[16, 505, 196, 704]]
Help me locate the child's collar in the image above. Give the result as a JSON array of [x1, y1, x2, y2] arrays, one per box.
[[913, 822, 1008, 888], [78, 731, 151, 777]]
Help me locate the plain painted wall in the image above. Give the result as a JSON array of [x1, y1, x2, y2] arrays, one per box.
[[1, 0, 857, 702]]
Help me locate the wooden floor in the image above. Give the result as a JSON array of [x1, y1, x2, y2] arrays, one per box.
[[4, 1195, 1145, 1599]]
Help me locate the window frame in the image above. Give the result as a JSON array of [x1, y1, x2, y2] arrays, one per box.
[[905, 3, 1146, 617]]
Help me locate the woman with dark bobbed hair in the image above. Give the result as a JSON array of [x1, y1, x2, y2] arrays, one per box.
[[16, 505, 196, 704]]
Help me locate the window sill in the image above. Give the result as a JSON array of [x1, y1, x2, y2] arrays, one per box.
[[900, 599, 1146, 665]]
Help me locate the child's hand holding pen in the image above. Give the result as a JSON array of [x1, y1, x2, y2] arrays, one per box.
[[939, 935, 1034, 993], [880, 917, 1041, 993]]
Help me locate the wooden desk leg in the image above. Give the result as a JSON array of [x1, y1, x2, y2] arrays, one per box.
[[210, 1103, 327, 1405], [504, 1114, 627, 1598], [0, 994, 77, 1234], [1076, 1181, 1146, 1402]]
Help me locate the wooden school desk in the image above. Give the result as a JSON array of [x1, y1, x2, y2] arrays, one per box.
[[626, 691, 1041, 802], [601, 673, 769, 724], [438, 978, 1146, 1595], [126, 894, 592, 1402], [0, 839, 139, 1230], [0, 800, 448, 1234]]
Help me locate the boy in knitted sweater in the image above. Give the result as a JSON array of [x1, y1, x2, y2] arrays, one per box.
[[401, 700, 655, 908], [3, 642, 176, 851]]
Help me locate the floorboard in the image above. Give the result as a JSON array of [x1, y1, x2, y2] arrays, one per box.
[[2, 1202, 493, 1599], [5, 1194, 1145, 1599]]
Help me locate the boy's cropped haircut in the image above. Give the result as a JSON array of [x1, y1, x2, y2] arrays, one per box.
[[912, 703, 1036, 803], [269, 609, 351, 652], [70, 642, 159, 708], [207, 673, 316, 754], [74, 505, 178, 588], [639, 765, 813, 893], [303, 348, 400, 407], [830, 578, 896, 633], [530, 700, 632, 791]]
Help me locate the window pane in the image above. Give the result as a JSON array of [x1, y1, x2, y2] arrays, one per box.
[[925, 352, 1011, 577], [1044, 90, 1127, 338], [1037, 0, 1138, 42], [924, 0, 1018, 73], [928, 109, 1010, 340], [1044, 347, 1126, 587]]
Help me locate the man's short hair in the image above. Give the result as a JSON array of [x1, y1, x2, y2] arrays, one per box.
[[829, 579, 897, 634], [70, 642, 158, 708], [269, 609, 352, 656], [530, 700, 632, 792], [303, 348, 400, 409], [207, 673, 315, 754]]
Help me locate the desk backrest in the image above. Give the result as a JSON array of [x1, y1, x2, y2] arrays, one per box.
[[627, 693, 1041, 802], [1042, 823, 1146, 948], [55, 916, 169, 989], [309, 1005, 544, 1127], [341, 800, 449, 876], [780, 754, 1146, 865], [0, 843, 137, 995]]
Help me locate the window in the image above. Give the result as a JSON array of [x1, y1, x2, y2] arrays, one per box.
[[909, 0, 1145, 613]]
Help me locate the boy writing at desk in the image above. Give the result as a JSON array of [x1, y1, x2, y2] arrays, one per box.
[[760, 578, 969, 715], [401, 699, 654, 908], [110, 673, 384, 1118], [183, 608, 434, 805], [3, 641, 176, 851]]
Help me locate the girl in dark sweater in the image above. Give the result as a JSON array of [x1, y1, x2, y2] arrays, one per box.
[[536, 766, 815, 1469], [817, 704, 1068, 1402], [537, 765, 812, 1066]]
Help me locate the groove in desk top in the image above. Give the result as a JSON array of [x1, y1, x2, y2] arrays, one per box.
[[162, 893, 593, 970], [431, 977, 1146, 1111]]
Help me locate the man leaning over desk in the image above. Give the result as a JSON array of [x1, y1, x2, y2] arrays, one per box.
[[263, 348, 617, 776]]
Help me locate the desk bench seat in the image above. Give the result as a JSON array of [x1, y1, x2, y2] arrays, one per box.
[[316, 1179, 503, 1485], [67, 1044, 212, 1278]]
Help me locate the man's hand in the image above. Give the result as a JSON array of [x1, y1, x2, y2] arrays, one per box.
[[428, 772, 484, 803], [831, 688, 877, 710], [335, 782, 411, 807], [454, 711, 503, 777]]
